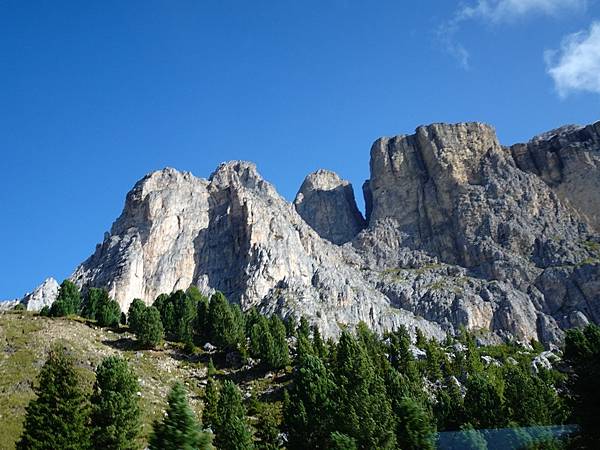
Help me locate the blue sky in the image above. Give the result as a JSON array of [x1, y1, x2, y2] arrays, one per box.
[[1, 0, 599, 299]]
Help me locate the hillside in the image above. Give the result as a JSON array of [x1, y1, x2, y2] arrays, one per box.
[[0, 311, 281, 449]]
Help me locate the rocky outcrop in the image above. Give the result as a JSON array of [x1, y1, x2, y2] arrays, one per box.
[[510, 121, 600, 231], [353, 122, 600, 343], [1, 277, 59, 312], [294, 169, 365, 244], [71, 162, 441, 338], [21, 277, 59, 311], [36, 119, 599, 344]]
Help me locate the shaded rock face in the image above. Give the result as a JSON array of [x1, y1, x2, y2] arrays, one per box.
[[294, 169, 365, 244], [510, 122, 600, 231], [64, 120, 600, 344]]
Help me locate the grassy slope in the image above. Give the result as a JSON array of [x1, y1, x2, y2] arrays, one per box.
[[0, 312, 209, 450]]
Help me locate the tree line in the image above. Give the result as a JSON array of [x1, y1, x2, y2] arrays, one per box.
[[22, 279, 600, 449]]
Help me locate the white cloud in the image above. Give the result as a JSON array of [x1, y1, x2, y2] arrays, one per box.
[[439, 0, 587, 67], [458, 0, 587, 24], [545, 21, 600, 97]]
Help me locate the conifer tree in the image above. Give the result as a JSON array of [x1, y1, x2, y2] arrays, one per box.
[[82, 287, 106, 320], [284, 315, 297, 338], [17, 346, 91, 450], [435, 377, 465, 431], [249, 315, 273, 362], [91, 356, 141, 450], [207, 358, 217, 377], [206, 292, 244, 351], [333, 332, 396, 449], [135, 306, 164, 349], [395, 396, 435, 450], [312, 326, 326, 359], [285, 343, 342, 449], [297, 316, 311, 341], [329, 432, 358, 450], [564, 323, 600, 446], [195, 294, 210, 343], [127, 299, 146, 334], [464, 373, 504, 429], [50, 280, 82, 317], [96, 296, 121, 328], [149, 382, 212, 450], [254, 402, 281, 450], [213, 380, 254, 450], [203, 377, 220, 431], [268, 315, 289, 370]]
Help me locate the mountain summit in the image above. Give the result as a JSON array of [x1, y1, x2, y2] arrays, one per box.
[[20, 121, 600, 344]]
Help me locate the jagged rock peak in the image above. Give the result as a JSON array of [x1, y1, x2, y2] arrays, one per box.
[[209, 160, 266, 190], [294, 169, 365, 245], [530, 124, 583, 143], [21, 277, 59, 311], [60, 119, 600, 344]]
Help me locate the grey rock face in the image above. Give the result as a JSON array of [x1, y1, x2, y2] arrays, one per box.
[[510, 121, 600, 231], [294, 169, 365, 244], [1, 278, 59, 312], [21, 277, 59, 311], [0, 299, 20, 311], [63, 120, 599, 344], [71, 162, 441, 339]]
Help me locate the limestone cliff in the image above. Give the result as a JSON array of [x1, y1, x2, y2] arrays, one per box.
[[35, 120, 600, 343], [294, 169, 365, 244]]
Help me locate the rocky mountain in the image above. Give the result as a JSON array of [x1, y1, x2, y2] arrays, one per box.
[[25, 121, 600, 344], [0, 278, 59, 312]]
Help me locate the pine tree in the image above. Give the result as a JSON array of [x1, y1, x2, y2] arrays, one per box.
[[284, 315, 297, 338], [386, 327, 418, 381], [332, 332, 396, 449], [254, 402, 281, 450], [395, 396, 435, 450], [195, 294, 210, 343], [17, 346, 91, 450], [268, 315, 290, 370], [91, 356, 141, 450], [312, 326, 326, 359], [435, 377, 465, 431], [213, 380, 254, 450], [127, 299, 146, 334], [329, 432, 358, 450], [149, 382, 212, 450], [564, 323, 600, 446], [96, 296, 121, 328], [203, 377, 220, 431], [249, 315, 273, 362], [464, 373, 504, 429], [297, 316, 311, 341], [135, 306, 164, 349], [284, 353, 336, 449], [503, 366, 562, 426], [82, 287, 106, 320], [206, 292, 244, 351], [50, 280, 82, 317], [207, 358, 217, 377]]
